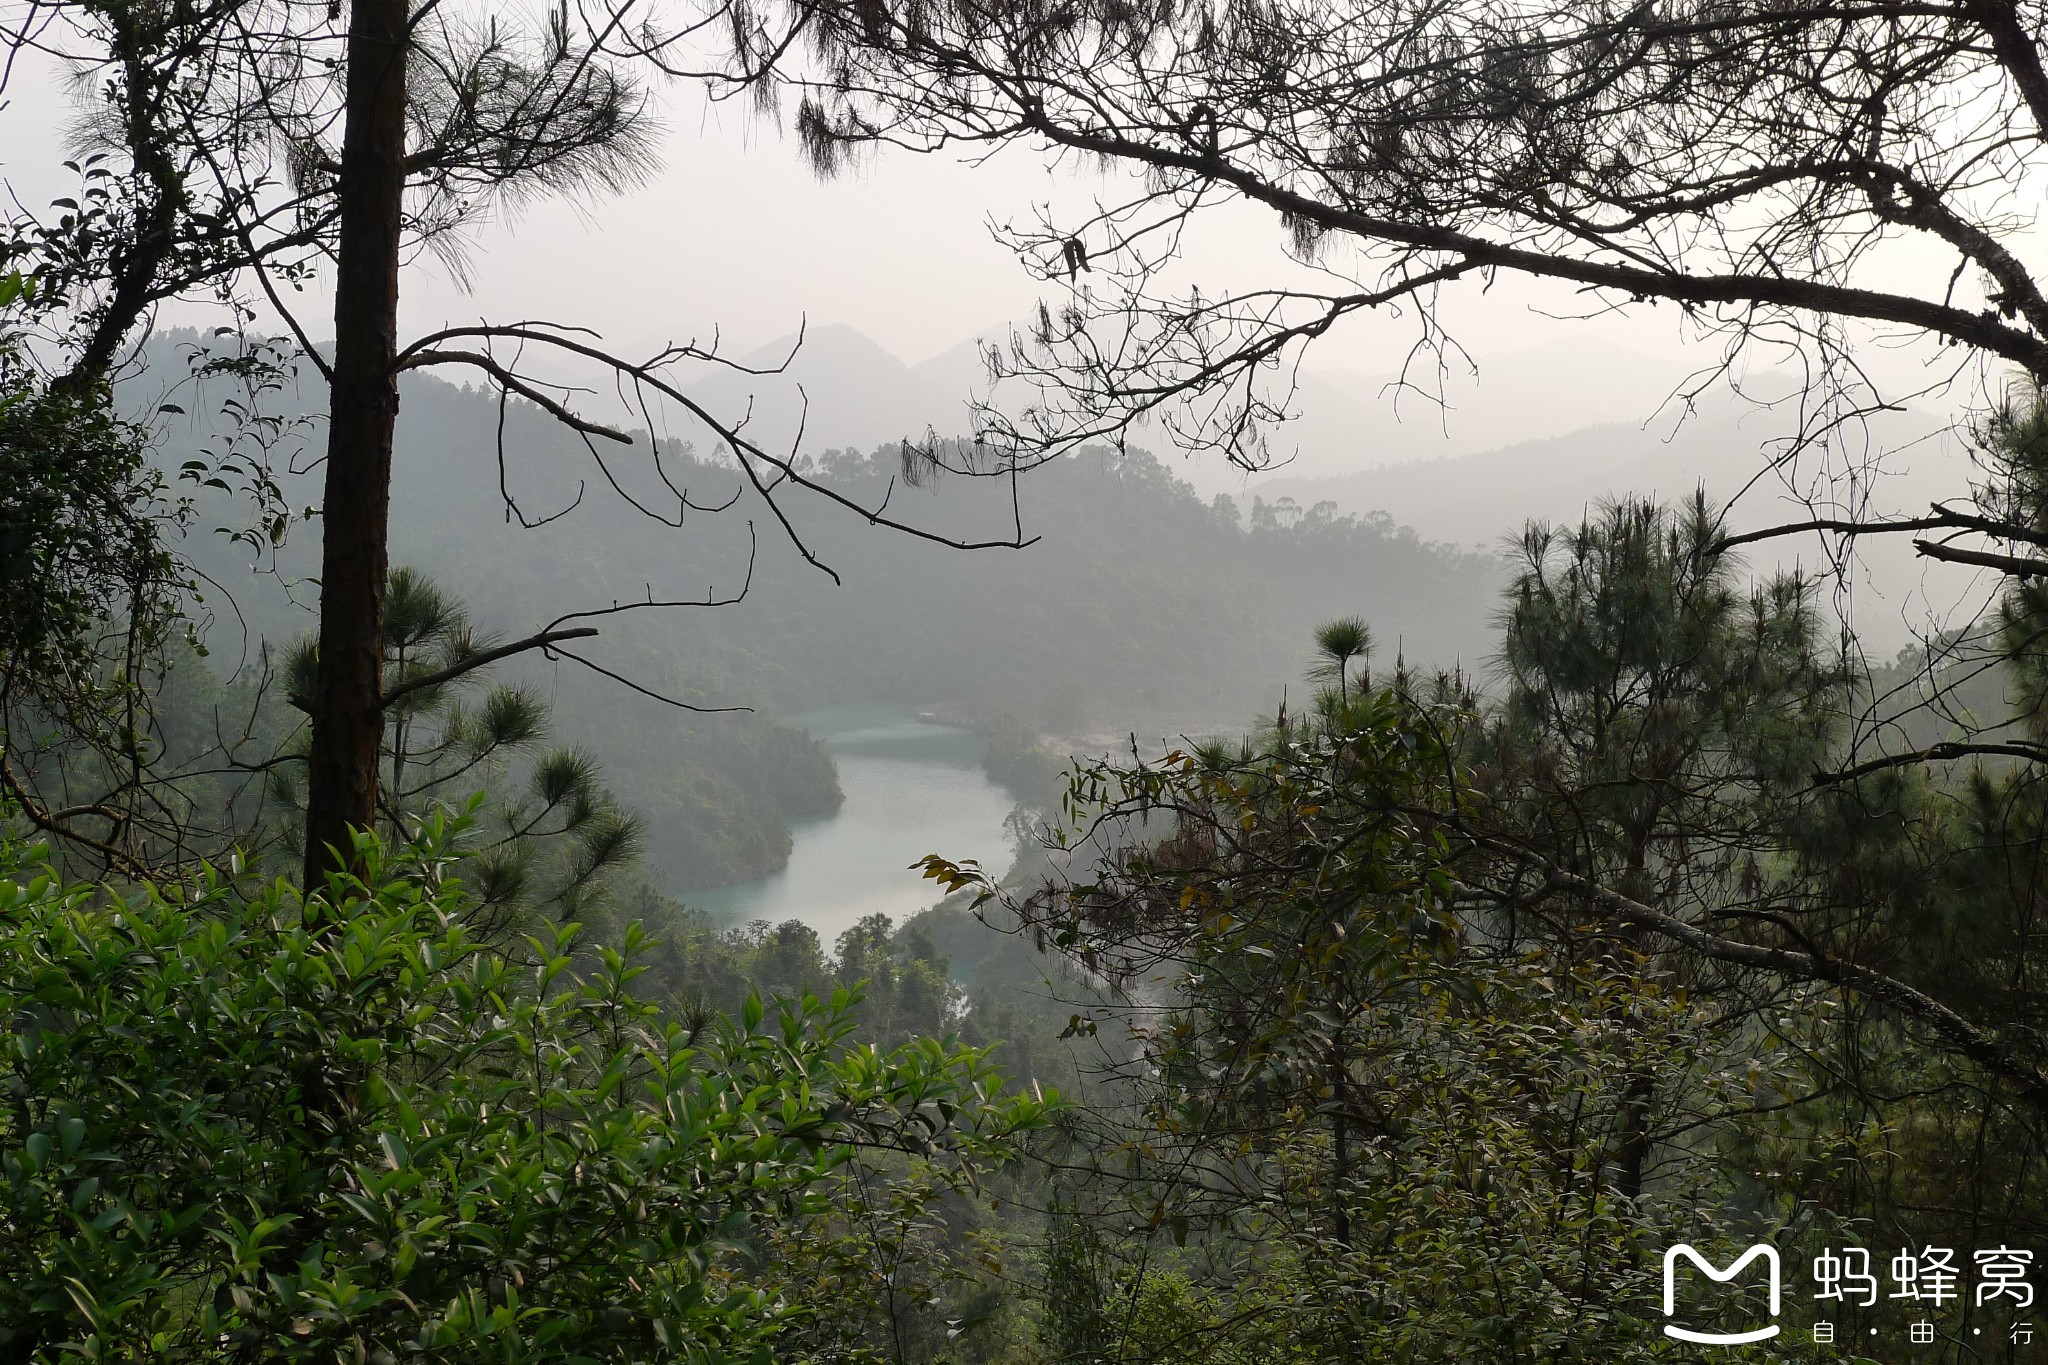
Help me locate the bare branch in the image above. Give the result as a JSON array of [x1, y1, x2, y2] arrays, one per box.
[[1714, 503, 2048, 555], [1711, 513, 1960, 555], [390, 323, 1041, 578], [0, 757, 147, 878], [379, 627, 600, 710], [548, 646, 753, 715], [397, 348, 634, 443], [545, 521, 760, 631], [1464, 845, 2048, 1111], [1817, 740, 2048, 784], [1910, 538, 2048, 578]]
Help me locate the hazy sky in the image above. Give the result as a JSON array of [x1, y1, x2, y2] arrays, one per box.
[[0, 21, 2015, 524], [1, 38, 1992, 414], [392, 83, 1696, 373], [0, 49, 1758, 374]]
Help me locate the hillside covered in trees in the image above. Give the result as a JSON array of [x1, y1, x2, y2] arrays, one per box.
[[151, 343, 1504, 890]]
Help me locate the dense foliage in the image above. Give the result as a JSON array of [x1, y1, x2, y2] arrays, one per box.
[[0, 819, 1050, 1363], [0, 342, 174, 697], [927, 681, 1742, 1360], [894, 471, 2048, 1361], [273, 566, 654, 919], [0, 319, 200, 873]]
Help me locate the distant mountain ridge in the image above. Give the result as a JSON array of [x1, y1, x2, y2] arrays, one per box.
[[673, 324, 1709, 485], [672, 325, 1972, 643], [697, 324, 1977, 641], [1244, 398, 1970, 652]]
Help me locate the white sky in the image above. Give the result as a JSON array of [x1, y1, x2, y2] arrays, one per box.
[[395, 83, 1733, 375], [0, 48, 1715, 369], [0, 41, 1989, 410]]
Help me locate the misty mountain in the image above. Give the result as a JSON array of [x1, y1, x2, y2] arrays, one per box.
[[678, 324, 983, 456], [359, 375, 1506, 724], [144, 317, 1974, 896], [671, 326, 1708, 489], [1244, 398, 1972, 652], [1234, 334, 1703, 480], [145, 335, 1507, 896]]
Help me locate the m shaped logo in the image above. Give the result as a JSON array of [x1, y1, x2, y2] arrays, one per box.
[[1663, 1244, 1783, 1345]]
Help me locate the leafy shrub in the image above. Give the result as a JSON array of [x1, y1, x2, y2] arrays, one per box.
[[0, 818, 1050, 1362]]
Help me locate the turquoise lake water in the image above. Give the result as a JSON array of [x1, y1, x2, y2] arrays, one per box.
[[683, 703, 1021, 945]]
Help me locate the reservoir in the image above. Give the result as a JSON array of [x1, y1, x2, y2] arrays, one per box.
[[684, 703, 1022, 945]]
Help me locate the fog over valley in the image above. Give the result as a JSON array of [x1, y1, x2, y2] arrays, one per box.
[[139, 316, 1977, 910]]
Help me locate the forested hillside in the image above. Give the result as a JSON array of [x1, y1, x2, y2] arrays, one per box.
[[379, 360, 1506, 724], [152, 339, 1504, 889]]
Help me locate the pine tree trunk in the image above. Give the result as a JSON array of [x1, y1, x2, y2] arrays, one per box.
[[303, 0, 410, 889]]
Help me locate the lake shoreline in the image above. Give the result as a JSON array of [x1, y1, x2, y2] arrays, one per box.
[[678, 703, 1020, 944]]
